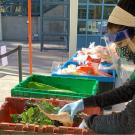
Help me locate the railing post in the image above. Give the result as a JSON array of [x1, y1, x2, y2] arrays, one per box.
[[40, 0, 44, 51], [18, 45, 22, 82]]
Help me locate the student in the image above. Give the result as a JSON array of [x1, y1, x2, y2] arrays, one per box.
[[59, 0, 135, 134]]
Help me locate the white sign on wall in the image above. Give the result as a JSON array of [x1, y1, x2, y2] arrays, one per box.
[[0, 46, 8, 66]]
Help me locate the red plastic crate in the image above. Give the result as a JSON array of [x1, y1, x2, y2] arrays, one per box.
[[0, 97, 101, 134]]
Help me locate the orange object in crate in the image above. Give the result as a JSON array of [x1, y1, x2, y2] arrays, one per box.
[[76, 64, 112, 77], [0, 97, 101, 134]]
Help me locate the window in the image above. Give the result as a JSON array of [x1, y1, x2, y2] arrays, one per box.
[[103, 6, 115, 19], [87, 20, 101, 35], [88, 5, 102, 19], [3, 2, 23, 16], [32, 1, 40, 16], [101, 20, 108, 34], [78, 5, 87, 19], [78, 21, 86, 34], [77, 0, 118, 47], [1, 0, 40, 16]]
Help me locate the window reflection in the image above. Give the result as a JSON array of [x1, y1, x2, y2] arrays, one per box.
[[32, 1, 40, 15], [78, 21, 86, 34], [1, 1, 24, 16], [87, 20, 101, 35], [101, 20, 108, 34], [78, 5, 87, 19], [88, 5, 102, 19], [104, 6, 115, 19]]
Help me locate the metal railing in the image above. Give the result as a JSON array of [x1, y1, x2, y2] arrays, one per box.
[[0, 45, 22, 82]]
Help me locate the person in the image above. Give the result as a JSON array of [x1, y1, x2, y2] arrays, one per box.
[[58, 0, 135, 134]]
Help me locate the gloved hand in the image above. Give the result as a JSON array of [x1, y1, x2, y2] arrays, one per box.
[[58, 99, 84, 120], [79, 119, 88, 129]]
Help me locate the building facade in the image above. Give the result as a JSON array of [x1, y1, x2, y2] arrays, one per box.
[[0, 0, 119, 50], [77, 0, 119, 49]]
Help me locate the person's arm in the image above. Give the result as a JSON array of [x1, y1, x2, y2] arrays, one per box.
[[84, 95, 135, 134], [83, 79, 135, 108]]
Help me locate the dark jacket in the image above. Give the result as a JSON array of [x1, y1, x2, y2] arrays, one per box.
[[83, 79, 135, 134]]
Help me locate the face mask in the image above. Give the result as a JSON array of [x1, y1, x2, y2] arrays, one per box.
[[116, 46, 135, 64], [105, 29, 135, 83]]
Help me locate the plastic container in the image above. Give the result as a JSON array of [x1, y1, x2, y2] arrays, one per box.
[[61, 53, 78, 69], [52, 70, 116, 93], [0, 97, 101, 134], [52, 70, 115, 82], [11, 74, 98, 99]]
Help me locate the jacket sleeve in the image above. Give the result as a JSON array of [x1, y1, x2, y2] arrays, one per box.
[[83, 79, 135, 108], [85, 95, 135, 134]]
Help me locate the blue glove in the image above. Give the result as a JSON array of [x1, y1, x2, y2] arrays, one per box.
[[79, 119, 88, 129], [58, 99, 84, 119]]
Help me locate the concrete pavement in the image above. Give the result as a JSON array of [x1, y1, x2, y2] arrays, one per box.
[[0, 75, 21, 106]]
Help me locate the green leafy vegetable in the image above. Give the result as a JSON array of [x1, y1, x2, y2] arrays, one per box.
[[27, 82, 58, 90], [37, 101, 60, 114], [11, 100, 85, 127], [26, 81, 78, 94], [11, 101, 59, 125]]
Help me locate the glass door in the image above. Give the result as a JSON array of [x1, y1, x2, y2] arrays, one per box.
[[40, 0, 70, 51]]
